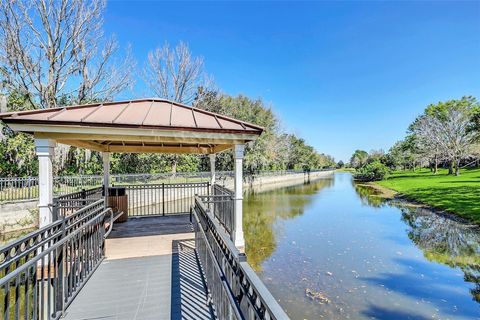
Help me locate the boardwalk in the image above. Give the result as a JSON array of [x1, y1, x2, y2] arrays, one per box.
[[62, 215, 215, 320], [0, 97, 289, 320]]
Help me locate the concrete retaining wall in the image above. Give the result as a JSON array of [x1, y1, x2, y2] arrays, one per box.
[[0, 200, 38, 234], [246, 170, 333, 192], [221, 170, 334, 192]]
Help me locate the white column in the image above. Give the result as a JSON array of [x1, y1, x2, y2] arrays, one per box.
[[102, 152, 110, 207], [209, 153, 216, 188], [233, 144, 245, 249], [35, 139, 56, 228]]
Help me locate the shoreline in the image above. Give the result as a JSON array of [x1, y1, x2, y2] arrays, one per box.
[[361, 181, 479, 227]]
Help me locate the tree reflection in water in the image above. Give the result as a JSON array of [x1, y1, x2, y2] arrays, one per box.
[[353, 183, 388, 208], [243, 178, 334, 271], [353, 182, 480, 303], [399, 205, 480, 303]]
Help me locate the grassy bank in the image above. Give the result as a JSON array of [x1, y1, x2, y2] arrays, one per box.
[[376, 168, 480, 224]]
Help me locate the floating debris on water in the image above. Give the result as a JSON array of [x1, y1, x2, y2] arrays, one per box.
[[305, 288, 330, 304]]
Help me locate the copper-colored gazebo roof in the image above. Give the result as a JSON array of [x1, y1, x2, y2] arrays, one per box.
[[0, 98, 263, 154]]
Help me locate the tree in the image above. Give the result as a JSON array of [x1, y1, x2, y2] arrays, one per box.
[[349, 150, 368, 169], [366, 149, 385, 164], [193, 90, 334, 173], [353, 160, 390, 181], [408, 115, 444, 173], [388, 135, 426, 171], [418, 97, 478, 175], [0, 0, 134, 108], [143, 41, 212, 174], [144, 42, 208, 105], [0, 127, 37, 176], [472, 105, 480, 141]]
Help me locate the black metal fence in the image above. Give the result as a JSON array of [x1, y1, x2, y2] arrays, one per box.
[[123, 182, 210, 217], [192, 196, 289, 320], [0, 172, 217, 203], [52, 187, 104, 219], [0, 199, 113, 320], [49, 182, 210, 219], [198, 184, 235, 238], [0, 169, 334, 203]]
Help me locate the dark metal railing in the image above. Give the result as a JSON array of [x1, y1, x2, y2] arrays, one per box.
[[0, 169, 335, 202], [0, 172, 216, 202], [122, 182, 210, 217], [198, 184, 235, 238], [0, 199, 113, 320], [51, 182, 211, 219], [192, 196, 290, 320], [52, 187, 104, 219]]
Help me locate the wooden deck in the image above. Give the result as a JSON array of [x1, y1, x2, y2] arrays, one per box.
[[62, 215, 215, 320]]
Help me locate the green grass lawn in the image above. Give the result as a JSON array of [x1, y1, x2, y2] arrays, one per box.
[[376, 168, 480, 224]]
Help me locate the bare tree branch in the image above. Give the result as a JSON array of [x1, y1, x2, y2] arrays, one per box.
[[0, 0, 135, 108], [411, 106, 477, 175], [144, 42, 207, 104]]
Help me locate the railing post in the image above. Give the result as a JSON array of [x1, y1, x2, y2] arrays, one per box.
[[162, 183, 165, 216], [52, 198, 59, 220], [209, 153, 216, 191], [27, 176, 31, 199], [55, 217, 67, 316], [81, 188, 86, 207], [102, 152, 110, 209]]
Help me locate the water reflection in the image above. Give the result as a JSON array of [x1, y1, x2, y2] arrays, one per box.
[[353, 183, 387, 208], [399, 204, 480, 303], [244, 178, 334, 270], [244, 173, 480, 319], [356, 182, 480, 304]]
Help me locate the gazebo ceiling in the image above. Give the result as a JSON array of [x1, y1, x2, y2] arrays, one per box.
[[0, 98, 263, 154]]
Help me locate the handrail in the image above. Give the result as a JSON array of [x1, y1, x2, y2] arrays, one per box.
[[53, 186, 103, 218], [213, 183, 234, 196], [199, 184, 235, 238], [193, 195, 290, 320], [103, 207, 114, 239], [122, 182, 209, 217], [192, 209, 244, 320], [0, 199, 112, 319], [0, 220, 63, 272], [0, 206, 112, 286]]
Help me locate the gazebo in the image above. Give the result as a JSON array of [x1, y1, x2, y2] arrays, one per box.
[[0, 98, 263, 248], [0, 98, 292, 320]]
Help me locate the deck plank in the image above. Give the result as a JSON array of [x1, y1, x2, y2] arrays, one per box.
[[62, 215, 214, 320]]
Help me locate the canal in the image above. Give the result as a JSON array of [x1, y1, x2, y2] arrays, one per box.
[[244, 172, 480, 320]]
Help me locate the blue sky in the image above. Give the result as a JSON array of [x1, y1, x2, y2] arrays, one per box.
[[104, 1, 480, 162]]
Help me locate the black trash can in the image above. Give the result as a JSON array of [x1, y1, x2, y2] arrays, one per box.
[[107, 187, 128, 222]]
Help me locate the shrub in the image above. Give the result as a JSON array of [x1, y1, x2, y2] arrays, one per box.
[[354, 160, 390, 181]]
